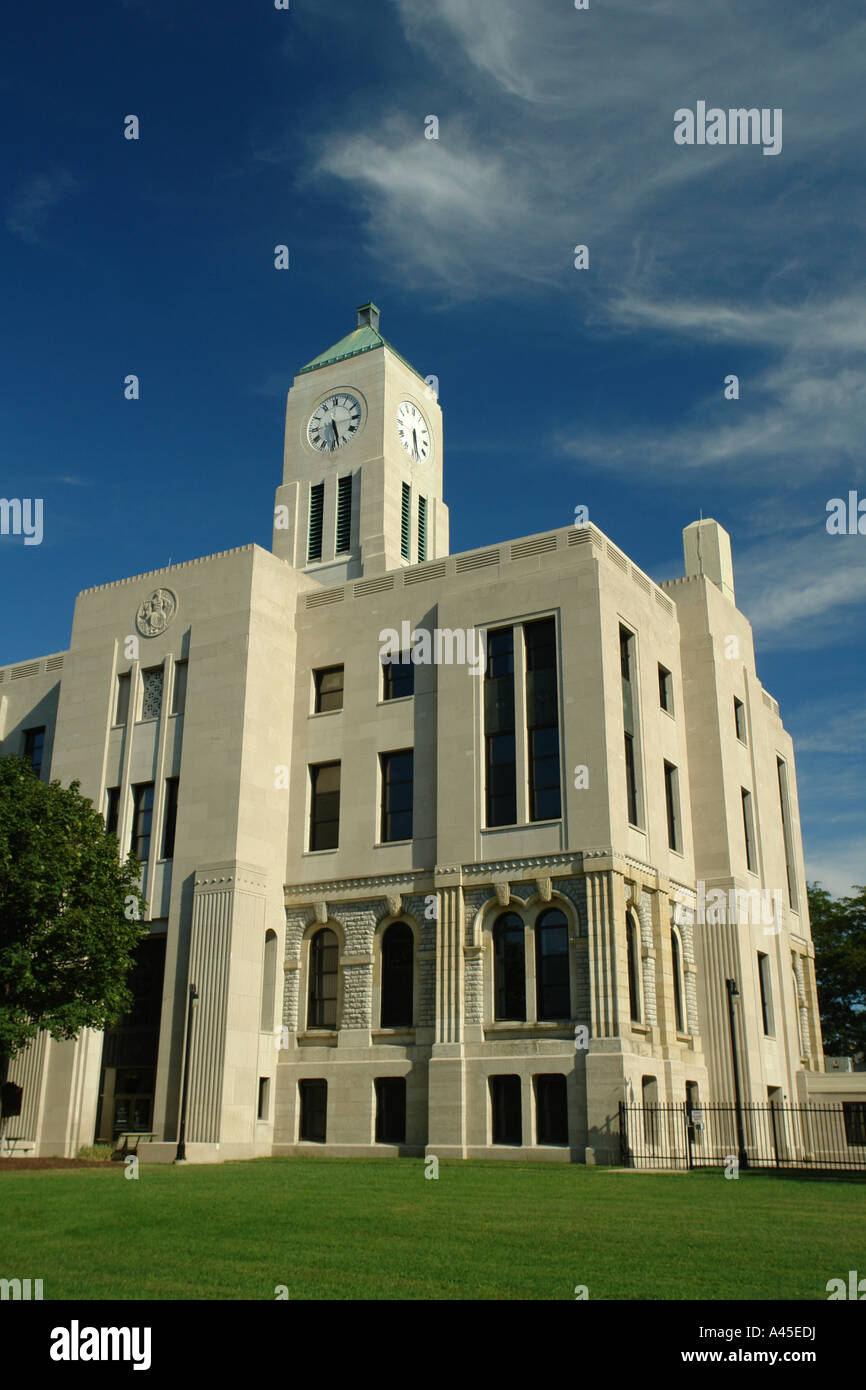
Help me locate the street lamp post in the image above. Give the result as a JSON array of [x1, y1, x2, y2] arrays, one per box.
[[725, 977, 749, 1170], [174, 983, 199, 1164]]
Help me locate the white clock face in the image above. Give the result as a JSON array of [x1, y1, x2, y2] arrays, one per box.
[[308, 393, 363, 452], [396, 401, 431, 462]]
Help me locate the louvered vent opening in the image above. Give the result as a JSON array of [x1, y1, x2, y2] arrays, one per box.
[[45, 655, 64, 671], [305, 588, 344, 609], [631, 569, 651, 594], [401, 482, 411, 561], [568, 527, 593, 546], [308, 482, 325, 562], [606, 545, 628, 573], [417, 495, 427, 563], [455, 549, 499, 572], [12, 662, 40, 680], [511, 535, 556, 560], [354, 576, 395, 596], [336, 475, 352, 555], [405, 560, 447, 585], [654, 591, 674, 616]]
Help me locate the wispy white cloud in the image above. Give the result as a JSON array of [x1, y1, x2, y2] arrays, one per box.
[[5, 171, 79, 244]]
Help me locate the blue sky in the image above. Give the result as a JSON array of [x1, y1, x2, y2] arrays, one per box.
[[1, 0, 864, 895]]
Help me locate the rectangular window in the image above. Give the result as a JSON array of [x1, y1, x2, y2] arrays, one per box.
[[758, 952, 774, 1036], [257, 1076, 270, 1121], [525, 617, 561, 822], [335, 474, 352, 554], [490, 1075, 522, 1146], [620, 627, 641, 826], [23, 726, 45, 777], [624, 734, 639, 827], [734, 696, 747, 743], [162, 778, 179, 859], [777, 758, 798, 911], [374, 1077, 407, 1143], [417, 495, 427, 562], [172, 660, 187, 716], [741, 787, 757, 872], [381, 750, 413, 843], [664, 761, 681, 852], [307, 481, 324, 562], [485, 627, 517, 827], [314, 665, 344, 713], [141, 666, 163, 720], [130, 783, 155, 862], [299, 1079, 327, 1143], [400, 482, 411, 561], [310, 762, 340, 851], [658, 665, 673, 713], [382, 656, 414, 700], [536, 919, 570, 1021], [535, 1074, 568, 1146], [843, 1102, 866, 1147], [105, 786, 120, 836], [115, 672, 131, 725]]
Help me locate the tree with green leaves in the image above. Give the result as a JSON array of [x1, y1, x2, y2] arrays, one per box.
[[0, 754, 147, 1121], [807, 881, 866, 1060]]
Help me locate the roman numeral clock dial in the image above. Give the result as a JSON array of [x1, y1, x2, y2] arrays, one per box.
[[396, 401, 430, 462], [308, 393, 362, 452]]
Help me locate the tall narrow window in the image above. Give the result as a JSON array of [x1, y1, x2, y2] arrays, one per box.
[[161, 778, 179, 859], [493, 913, 526, 1021], [130, 783, 154, 861], [299, 1079, 327, 1142], [525, 617, 561, 822], [308, 929, 338, 1029], [535, 909, 570, 1020], [627, 914, 641, 1023], [658, 665, 673, 713], [484, 627, 516, 827], [310, 762, 340, 851], [490, 1075, 522, 1145], [141, 666, 163, 720], [115, 672, 131, 725], [741, 787, 757, 872], [535, 1074, 568, 1146], [620, 627, 641, 826], [336, 474, 352, 554], [417, 495, 427, 562], [380, 750, 413, 842], [23, 726, 45, 777], [172, 660, 187, 715], [257, 1077, 270, 1121], [400, 482, 411, 561], [307, 481, 324, 562], [734, 697, 747, 743], [664, 761, 681, 852], [314, 665, 344, 713], [260, 930, 278, 1033], [382, 656, 414, 700], [758, 952, 774, 1036], [375, 1077, 407, 1143], [380, 922, 414, 1027], [777, 757, 798, 910], [671, 928, 685, 1033], [105, 787, 120, 837]]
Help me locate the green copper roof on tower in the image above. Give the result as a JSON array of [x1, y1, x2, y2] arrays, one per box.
[[298, 304, 426, 383]]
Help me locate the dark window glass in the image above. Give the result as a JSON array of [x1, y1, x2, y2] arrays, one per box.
[[493, 913, 526, 1021], [417, 495, 427, 562], [742, 788, 756, 872], [843, 1103, 866, 1147], [375, 1077, 406, 1143], [525, 617, 561, 822], [95, 935, 166, 1143], [310, 762, 340, 850], [162, 778, 179, 859], [115, 672, 131, 725], [23, 726, 45, 777], [664, 761, 681, 851], [777, 758, 798, 911], [672, 929, 685, 1032], [758, 952, 774, 1036], [105, 786, 120, 836], [308, 929, 338, 1030], [535, 1074, 568, 1146], [485, 628, 516, 826], [401, 482, 411, 561], [490, 1074, 522, 1145], [382, 656, 414, 700], [381, 922, 414, 1027], [308, 482, 324, 562], [536, 909, 570, 1020], [314, 666, 344, 713], [257, 1077, 269, 1121], [624, 733, 639, 826], [172, 660, 188, 716], [627, 915, 641, 1023], [658, 665, 672, 712], [381, 750, 413, 842], [299, 1079, 327, 1142], [130, 783, 154, 862], [734, 696, 746, 743], [336, 474, 352, 554]]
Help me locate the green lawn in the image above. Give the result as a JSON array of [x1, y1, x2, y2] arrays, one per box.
[[2, 1158, 864, 1300]]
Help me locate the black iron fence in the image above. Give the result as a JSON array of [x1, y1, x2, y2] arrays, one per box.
[[619, 1101, 866, 1172]]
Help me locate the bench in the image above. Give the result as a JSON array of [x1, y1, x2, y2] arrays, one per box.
[[112, 1131, 157, 1160], [0, 1136, 35, 1157]]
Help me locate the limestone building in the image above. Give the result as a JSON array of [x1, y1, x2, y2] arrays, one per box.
[[1, 304, 857, 1163]]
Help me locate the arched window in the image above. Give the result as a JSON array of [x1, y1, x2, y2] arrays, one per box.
[[671, 927, 685, 1033], [308, 928, 338, 1030], [381, 922, 414, 1027], [535, 909, 570, 1020], [493, 913, 526, 1021], [260, 929, 277, 1033], [627, 914, 641, 1024]]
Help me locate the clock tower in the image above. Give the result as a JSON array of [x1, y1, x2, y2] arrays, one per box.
[[272, 303, 449, 581]]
